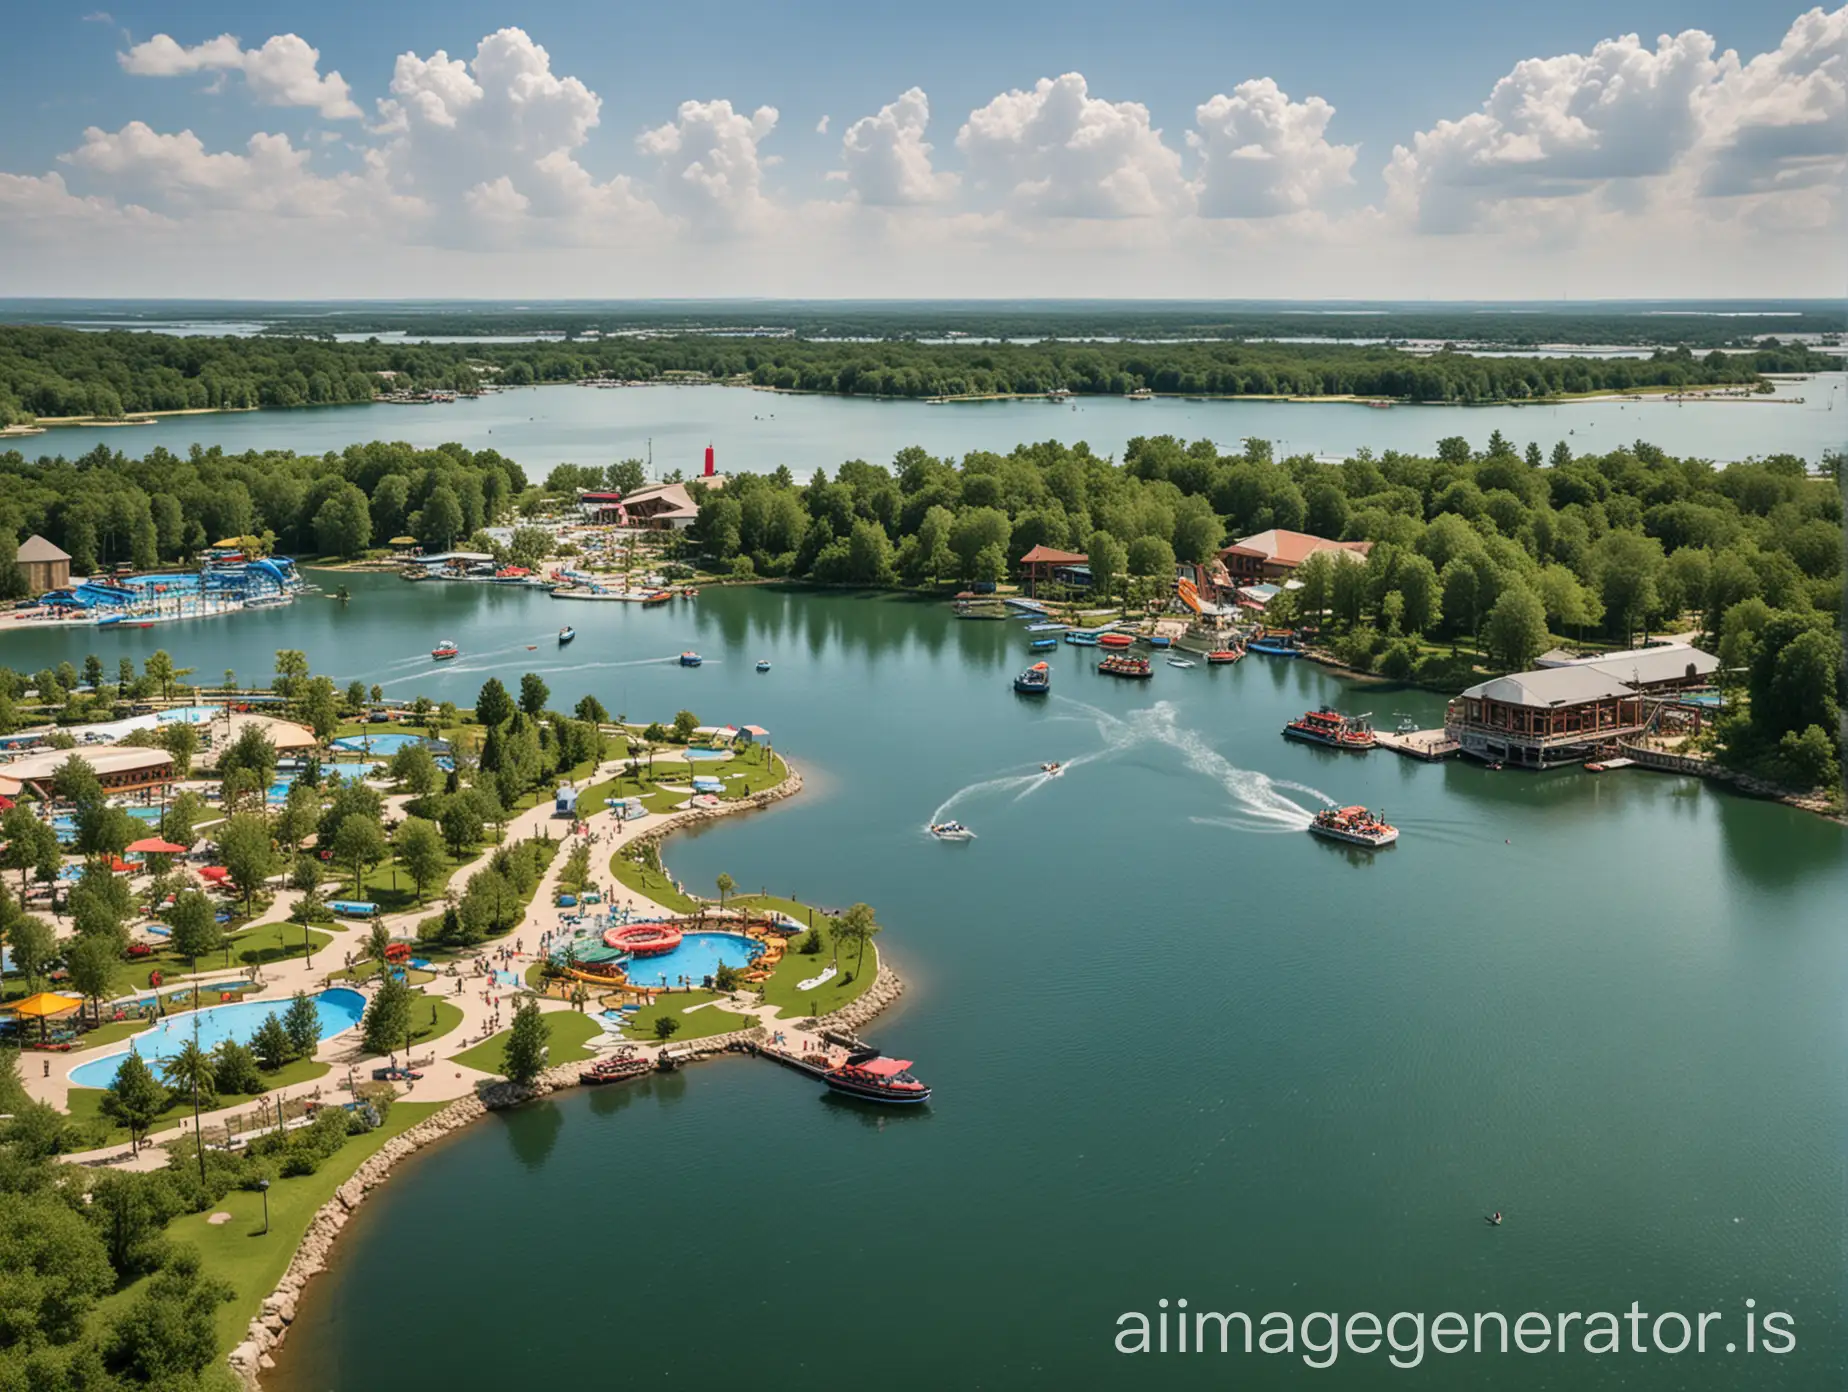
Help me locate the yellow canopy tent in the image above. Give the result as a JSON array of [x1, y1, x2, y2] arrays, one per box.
[[4, 991, 83, 1041]]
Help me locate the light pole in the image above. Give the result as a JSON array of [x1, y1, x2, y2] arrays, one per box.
[[258, 1178, 270, 1235]]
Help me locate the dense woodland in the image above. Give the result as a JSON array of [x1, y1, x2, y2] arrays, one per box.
[[6, 299, 1839, 348], [0, 324, 1831, 423]]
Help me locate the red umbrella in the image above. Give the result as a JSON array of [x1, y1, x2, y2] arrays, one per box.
[[126, 837, 188, 855], [199, 866, 230, 882]]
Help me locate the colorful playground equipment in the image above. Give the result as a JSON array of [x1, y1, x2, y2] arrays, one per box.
[[603, 922, 684, 956]]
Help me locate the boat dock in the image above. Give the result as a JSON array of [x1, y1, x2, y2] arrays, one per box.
[[1374, 728, 1460, 761]]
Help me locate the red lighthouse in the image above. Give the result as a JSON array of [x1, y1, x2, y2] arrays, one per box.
[[704, 444, 715, 477]]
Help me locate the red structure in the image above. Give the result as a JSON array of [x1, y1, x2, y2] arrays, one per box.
[[704, 444, 716, 477]]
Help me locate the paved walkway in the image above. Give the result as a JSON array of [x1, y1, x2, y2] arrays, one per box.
[[44, 750, 828, 1168]]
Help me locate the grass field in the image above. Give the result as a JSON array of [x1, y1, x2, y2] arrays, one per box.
[[65, 1057, 334, 1145], [617, 991, 755, 1042], [449, 1008, 602, 1075], [758, 935, 877, 1019]]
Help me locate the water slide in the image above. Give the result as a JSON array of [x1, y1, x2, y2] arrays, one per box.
[[1176, 578, 1204, 614]]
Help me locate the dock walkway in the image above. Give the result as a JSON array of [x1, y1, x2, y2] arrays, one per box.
[[1374, 728, 1460, 761]]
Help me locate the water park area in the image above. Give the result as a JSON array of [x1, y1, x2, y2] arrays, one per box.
[[67, 988, 366, 1089], [5, 555, 305, 629]]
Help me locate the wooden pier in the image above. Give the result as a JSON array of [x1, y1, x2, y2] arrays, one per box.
[[1374, 728, 1460, 761]]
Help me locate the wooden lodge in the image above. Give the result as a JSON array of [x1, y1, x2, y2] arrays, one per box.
[[1446, 668, 1649, 769]]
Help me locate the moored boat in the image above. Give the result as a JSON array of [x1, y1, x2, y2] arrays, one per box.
[[1097, 654, 1153, 679], [1097, 632, 1134, 650], [1014, 661, 1051, 695], [1308, 805, 1399, 848], [1029, 637, 1059, 651], [431, 640, 460, 661], [1064, 631, 1100, 647], [1283, 707, 1375, 750], [579, 1054, 652, 1085], [1206, 648, 1242, 665], [823, 1050, 932, 1105], [1247, 635, 1299, 657], [679, 651, 703, 667]]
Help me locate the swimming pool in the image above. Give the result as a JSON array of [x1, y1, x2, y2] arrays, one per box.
[[68, 987, 367, 1089], [53, 807, 163, 841], [617, 932, 762, 989], [157, 706, 222, 724], [266, 780, 293, 804], [331, 732, 425, 755], [683, 749, 729, 761]]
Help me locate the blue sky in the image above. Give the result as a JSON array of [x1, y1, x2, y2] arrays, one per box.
[[0, 2, 1841, 297]]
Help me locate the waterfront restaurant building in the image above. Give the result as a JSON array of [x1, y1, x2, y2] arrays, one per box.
[[0, 745, 176, 799], [1447, 668, 1649, 768], [1230, 529, 1372, 581]]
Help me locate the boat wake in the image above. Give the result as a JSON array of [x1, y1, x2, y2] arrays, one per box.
[[377, 653, 684, 687], [926, 697, 1332, 836]]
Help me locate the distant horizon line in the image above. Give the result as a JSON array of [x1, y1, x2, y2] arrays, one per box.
[[0, 296, 1842, 310]]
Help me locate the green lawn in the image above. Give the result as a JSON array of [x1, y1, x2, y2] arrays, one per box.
[[758, 935, 878, 1019], [99, 1100, 443, 1352], [608, 853, 700, 913], [449, 1008, 602, 1076], [65, 1058, 334, 1146], [409, 996, 465, 1047], [95, 920, 334, 1000], [618, 991, 756, 1042], [731, 894, 836, 928], [67, 1016, 155, 1051]]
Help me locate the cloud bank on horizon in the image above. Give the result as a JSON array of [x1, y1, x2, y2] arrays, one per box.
[[0, 9, 1842, 297]]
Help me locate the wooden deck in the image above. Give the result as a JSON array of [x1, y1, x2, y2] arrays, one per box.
[[1374, 728, 1461, 761]]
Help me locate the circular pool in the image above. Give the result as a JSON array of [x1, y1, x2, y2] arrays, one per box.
[[604, 922, 682, 956], [617, 932, 763, 989]]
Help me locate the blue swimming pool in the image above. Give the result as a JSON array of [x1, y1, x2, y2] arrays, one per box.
[[618, 932, 762, 989], [53, 807, 163, 842], [331, 732, 424, 755], [683, 749, 729, 761], [68, 987, 366, 1089], [157, 705, 221, 724]]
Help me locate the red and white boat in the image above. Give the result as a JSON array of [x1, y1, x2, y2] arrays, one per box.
[[1308, 806, 1399, 848], [1206, 648, 1243, 665], [824, 1050, 932, 1105], [431, 639, 460, 661], [1283, 707, 1375, 750]]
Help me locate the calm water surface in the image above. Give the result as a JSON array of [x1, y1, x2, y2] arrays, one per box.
[[15, 373, 1844, 471], [9, 581, 1836, 1389]]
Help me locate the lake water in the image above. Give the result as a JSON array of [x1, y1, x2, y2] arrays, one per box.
[[32, 578, 1829, 1390], [12, 373, 1844, 473]]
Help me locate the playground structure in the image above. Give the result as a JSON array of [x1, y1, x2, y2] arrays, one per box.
[[1175, 577, 1205, 614], [550, 914, 791, 996], [38, 556, 303, 623]]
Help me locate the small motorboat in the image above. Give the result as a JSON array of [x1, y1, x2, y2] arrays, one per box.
[[431, 640, 460, 661], [1040, 762, 1063, 777], [1014, 661, 1051, 695], [1064, 631, 1100, 647], [929, 821, 975, 841], [1029, 637, 1059, 651], [525, 644, 537, 650], [756, 659, 772, 672], [679, 651, 703, 667], [823, 1050, 932, 1105], [1307, 805, 1399, 848], [1166, 656, 1196, 668], [558, 626, 576, 645], [1206, 649, 1242, 665]]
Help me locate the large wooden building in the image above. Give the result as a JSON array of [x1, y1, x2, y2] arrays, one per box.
[[15, 535, 71, 596], [1446, 668, 1649, 769]]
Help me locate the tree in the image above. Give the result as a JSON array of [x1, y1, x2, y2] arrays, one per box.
[[164, 889, 221, 975], [518, 672, 550, 719], [361, 971, 413, 1055], [160, 1034, 215, 1182], [103, 1247, 233, 1384], [273, 649, 310, 701], [671, 709, 700, 743], [394, 816, 447, 903], [65, 935, 118, 1027], [475, 677, 514, 729], [389, 742, 440, 798], [1125, 535, 1176, 582], [440, 799, 484, 857], [418, 484, 465, 550], [0, 1188, 116, 1341], [503, 998, 549, 1083], [715, 872, 735, 914], [217, 813, 277, 911], [367, 919, 393, 969], [835, 902, 882, 977], [5, 912, 56, 994], [2, 805, 59, 894], [1483, 582, 1550, 671], [652, 1015, 681, 1041], [313, 482, 373, 557], [211, 1038, 265, 1095], [252, 1013, 292, 1071], [219, 721, 278, 791], [574, 694, 608, 725], [144, 649, 177, 701], [332, 813, 387, 899], [283, 990, 322, 1059]]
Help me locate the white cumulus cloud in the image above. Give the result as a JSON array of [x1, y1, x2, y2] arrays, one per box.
[[1699, 4, 1847, 198], [638, 98, 779, 231], [839, 88, 955, 205], [956, 72, 1188, 217], [1189, 79, 1356, 217], [119, 32, 361, 119]]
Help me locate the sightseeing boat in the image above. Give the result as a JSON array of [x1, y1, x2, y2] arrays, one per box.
[[679, 651, 703, 667], [1307, 805, 1399, 849], [1097, 654, 1153, 680], [1283, 707, 1375, 750], [431, 639, 460, 661], [1064, 631, 1100, 647], [823, 1050, 933, 1105], [579, 1054, 652, 1086], [1206, 648, 1243, 665], [1014, 661, 1051, 695]]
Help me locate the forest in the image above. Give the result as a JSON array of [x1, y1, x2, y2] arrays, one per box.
[[0, 323, 1831, 424]]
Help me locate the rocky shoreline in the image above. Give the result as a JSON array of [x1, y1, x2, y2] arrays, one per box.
[[230, 754, 910, 1388]]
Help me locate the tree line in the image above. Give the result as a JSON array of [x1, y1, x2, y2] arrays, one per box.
[[1, 324, 1830, 425]]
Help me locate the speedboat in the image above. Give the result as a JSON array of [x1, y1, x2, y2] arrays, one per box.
[[1307, 806, 1399, 848], [823, 1050, 932, 1105], [1166, 656, 1196, 668], [756, 659, 772, 672], [1014, 661, 1051, 695], [679, 651, 703, 667], [1040, 762, 1063, 777], [929, 821, 975, 841], [558, 626, 576, 645], [431, 640, 460, 661]]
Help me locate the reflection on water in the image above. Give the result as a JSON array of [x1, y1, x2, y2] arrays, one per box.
[[502, 1099, 565, 1171]]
